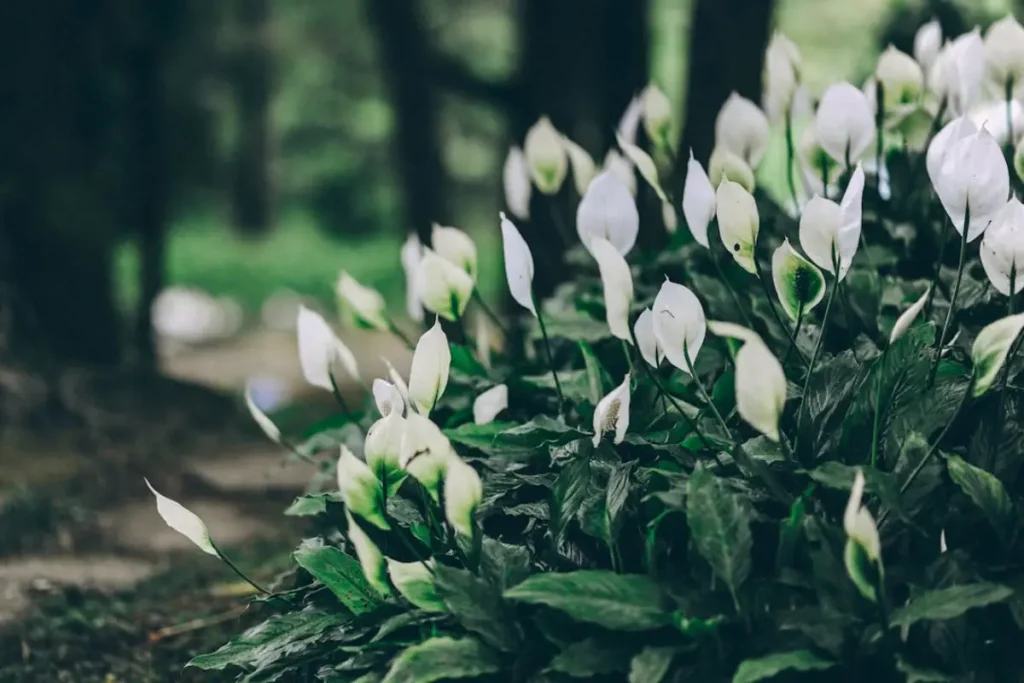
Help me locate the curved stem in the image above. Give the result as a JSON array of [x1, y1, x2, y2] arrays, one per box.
[[782, 301, 805, 366], [683, 346, 731, 439], [924, 217, 951, 318], [875, 80, 885, 203], [795, 276, 839, 449], [1006, 77, 1016, 156], [930, 209, 970, 386], [710, 254, 754, 328], [533, 293, 565, 414], [753, 244, 810, 365], [211, 543, 274, 596], [784, 105, 800, 213]]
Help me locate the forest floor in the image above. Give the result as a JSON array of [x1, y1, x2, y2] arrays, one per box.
[[0, 328, 410, 682]]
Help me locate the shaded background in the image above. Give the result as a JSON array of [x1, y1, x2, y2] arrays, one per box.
[[0, 0, 1021, 678]]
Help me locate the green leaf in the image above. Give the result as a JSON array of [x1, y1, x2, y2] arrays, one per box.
[[629, 646, 677, 683], [284, 493, 333, 517], [293, 542, 384, 614], [522, 369, 597, 404], [498, 416, 588, 449], [531, 313, 612, 342], [547, 638, 633, 678], [444, 421, 524, 457], [889, 582, 1014, 629], [605, 461, 634, 543], [297, 421, 364, 459], [449, 343, 488, 378], [731, 650, 836, 683], [504, 570, 671, 630], [189, 608, 347, 672], [946, 454, 1015, 544], [896, 657, 953, 683], [480, 537, 532, 590], [686, 464, 753, 607], [551, 451, 593, 542], [381, 637, 501, 683], [578, 340, 611, 404], [433, 565, 519, 652]]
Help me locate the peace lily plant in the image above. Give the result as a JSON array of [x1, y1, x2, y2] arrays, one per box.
[[158, 15, 1024, 683]]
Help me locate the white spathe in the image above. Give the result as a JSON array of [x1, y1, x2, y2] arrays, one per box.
[[443, 456, 483, 538], [617, 133, 669, 202], [799, 164, 865, 280], [473, 384, 509, 425], [524, 116, 568, 194], [984, 14, 1024, 96], [400, 234, 424, 323], [716, 179, 760, 274], [372, 378, 405, 418], [431, 224, 478, 281], [815, 81, 876, 165], [503, 146, 532, 220], [762, 32, 802, 123], [889, 287, 932, 344], [633, 307, 663, 368], [297, 306, 359, 391], [642, 83, 673, 150], [981, 198, 1024, 296], [875, 45, 924, 111], [337, 446, 390, 530], [415, 248, 475, 322], [346, 510, 390, 596], [914, 19, 943, 75], [144, 478, 218, 557], [930, 29, 985, 116], [399, 412, 454, 501], [407, 319, 451, 416], [590, 236, 635, 342], [576, 171, 640, 257], [562, 136, 597, 196], [602, 149, 637, 195], [681, 151, 716, 249], [844, 469, 882, 562], [364, 412, 406, 497], [592, 374, 631, 446], [972, 312, 1024, 397], [245, 380, 281, 444], [617, 94, 643, 146], [652, 280, 707, 374], [715, 92, 770, 168], [736, 335, 786, 442], [708, 147, 756, 193], [336, 272, 389, 331], [500, 212, 537, 316]]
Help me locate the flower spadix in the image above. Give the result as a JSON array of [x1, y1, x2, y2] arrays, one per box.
[[297, 306, 359, 391], [576, 171, 639, 257], [415, 248, 474, 322], [815, 82, 875, 166], [473, 384, 508, 425], [431, 224, 478, 281], [843, 469, 883, 601], [407, 319, 451, 415], [772, 239, 826, 321], [981, 198, 1024, 296], [592, 374, 631, 447], [336, 272, 389, 331], [715, 92, 770, 168], [708, 322, 786, 442], [715, 179, 760, 274], [972, 313, 1024, 397], [444, 456, 483, 538], [500, 212, 537, 316], [652, 280, 707, 373], [144, 478, 218, 557], [799, 164, 865, 280], [524, 116, 568, 194], [591, 236, 634, 341], [337, 446, 389, 531], [503, 146, 531, 220], [889, 287, 931, 344], [927, 116, 1009, 241], [682, 151, 715, 248], [642, 83, 673, 152], [401, 234, 424, 323], [633, 307, 663, 368], [914, 19, 942, 74]]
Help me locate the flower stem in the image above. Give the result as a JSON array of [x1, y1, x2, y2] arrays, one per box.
[[683, 347, 730, 438], [875, 80, 885, 202], [211, 542, 274, 596], [784, 105, 800, 213], [710, 253, 755, 328], [869, 346, 888, 468], [1006, 77, 1016, 158], [930, 209, 970, 386], [924, 217, 951, 318], [1009, 265, 1017, 316], [782, 301, 805, 366], [795, 275, 839, 451], [533, 294, 566, 414], [753, 238, 809, 365]]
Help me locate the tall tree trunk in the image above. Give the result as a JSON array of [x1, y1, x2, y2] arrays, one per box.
[[364, 0, 450, 248], [681, 0, 774, 166]]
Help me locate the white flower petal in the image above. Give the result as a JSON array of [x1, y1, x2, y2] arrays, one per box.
[[415, 248, 475, 322], [972, 312, 1024, 396], [503, 146, 532, 220], [297, 306, 357, 390], [981, 198, 1024, 296], [336, 272, 389, 331], [562, 136, 597, 196], [633, 308, 662, 368], [576, 171, 640, 256], [245, 380, 281, 444], [400, 234, 424, 323], [715, 179, 760, 274], [431, 224, 478, 281], [914, 19, 943, 74], [524, 116, 568, 194], [144, 479, 218, 556], [735, 339, 786, 442], [889, 287, 932, 344], [617, 95, 643, 146], [372, 378, 405, 418], [500, 212, 537, 316], [772, 239, 827, 321], [443, 456, 483, 537], [616, 133, 668, 202], [407, 319, 451, 415], [815, 82, 876, 164], [473, 384, 509, 426], [715, 92, 770, 167], [682, 150, 715, 248], [592, 374, 631, 446], [652, 280, 706, 373], [590, 236, 635, 341], [934, 122, 1010, 241]]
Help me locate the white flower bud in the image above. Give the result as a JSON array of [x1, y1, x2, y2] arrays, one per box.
[[500, 212, 537, 317], [709, 326, 786, 442], [889, 287, 931, 344], [297, 306, 360, 391], [633, 307, 662, 368], [876, 45, 924, 111], [364, 412, 406, 497], [763, 32, 802, 123], [715, 179, 760, 274], [473, 384, 508, 426], [930, 29, 984, 116], [641, 83, 673, 151], [981, 198, 1024, 296], [592, 374, 631, 446], [681, 151, 715, 249], [772, 239, 826, 321], [407, 319, 451, 416], [399, 412, 454, 502], [843, 469, 882, 601], [373, 379, 405, 418], [652, 280, 706, 373], [337, 446, 389, 530], [576, 171, 639, 257], [503, 146, 532, 220], [590, 236, 634, 342], [524, 116, 568, 194], [914, 19, 942, 75], [345, 510, 390, 596], [336, 272, 389, 331], [799, 164, 864, 281], [400, 234, 424, 323], [602, 149, 637, 195], [415, 248, 475, 322], [715, 92, 770, 168], [144, 478, 218, 556], [443, 456, 483, 538], [815, 82, 876, 166], [708, 147, 756, 192], [431, 224, 478, 281], [972, 312, 1024, 397]]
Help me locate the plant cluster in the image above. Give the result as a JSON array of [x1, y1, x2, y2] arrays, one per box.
[[150, 15, 1024, 683]]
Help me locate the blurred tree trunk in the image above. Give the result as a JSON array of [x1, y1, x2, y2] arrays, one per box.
[[364, 0, 450, 248], [680, 0, 774, 166], [230, 0, 274, 235], [514, 0, 650, 296]]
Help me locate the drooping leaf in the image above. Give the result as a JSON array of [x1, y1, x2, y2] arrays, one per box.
[[889, 582, 1014, 629], [946, 454, 1015, 544], [629, 646, 678, 683], [547, 638, 634, 678], [381, 637, 501, 683], [504, 570, 671, 630], [433, 565, 519, 652], [686, 464, 753, 608], [293, 542, 384, 614], [731, 650, 836, 683]]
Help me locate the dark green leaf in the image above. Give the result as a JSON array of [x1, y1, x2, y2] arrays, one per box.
[[547, 638, 632, 678], [480, 537, 532, 590], [551, 452, 592, 542], [531, 313, 611, 342], [444, 421, 523, 457], [895, 657, 953, 682], [504, 570, 671, 630], [946, 454, 1015, 544], [629, 646, 677, 683], [293, 542, 384, 614], [686, 464, 753, 606], [499, 416, 588, 449], [449, 343, 488, 378], [731, 650, 836, 683], [890, 582, 1014, 629], [284, 493, 333, 517], [433, 565, 519, 652], [605, 461, 634, 543], [381, 637, 501, 683], [578, 340, 611, 404]]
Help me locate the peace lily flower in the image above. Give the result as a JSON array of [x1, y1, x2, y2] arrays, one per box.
[[617, 94, 643, 146], [708, 147, 756, 192], [473, 384, 508, 425], [144, 478, 218, 556], [443, 456, 483, 538], [592, 374, 631, 446], [967, 99, 1024, 147], [337, 446, 390, 531], [524, 116, 568, 194], [576, 171, 640, 257], [972, 312, 1024, 397], [603, 149, 637, 195], [875, 45, 924, 113], [382, 357, 411, 406], [843, 469, 883, 601], [815, 82, 875, 166], [500, 212, 537, 316], [889, 287, 931, 344], [244, 380, 281, 444], [981, 198, 1024, 296], [336, 272, 389, 331], [927, 117, 1009, 241], [708, 322, 786, 442], [715, 92, 770, 168], [407, 319, 450, 415], [642, 83, 673, 152], [762, 32, 802, 123], [633, 307, 662, 368], [399, 412, 455, 502], [914, 19, 942, 75], [561, 136, 597, 196], [929, 29, 984, 116], [297, 306, 360, 391], [387, 559, 446, 612], [682, 151, 715, 248], [984, 15, 1024, 96], [772, 239, 826, 321], [503, 146, 531, 220], [798, 125, 840, 197], [415, 248, 475, 322], [346, 510, 390, 596], [364, 410, 406, 498], [715, 179, 760, 274], [652, 280, 707, 373], [799, 164, 865, 280], [431, 224, 477, 281], [590, 236, 634, 342], [400, 234, 424, 323], [617, 134, 669, 202]]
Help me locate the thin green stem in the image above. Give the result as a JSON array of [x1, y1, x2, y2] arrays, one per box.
[[211, 543, 274, 596], [782, 301, 805, 366], [1009, 265, 1017, 316], [328, 372, 361, 431], [930, 209, 970, 386], [683, 346, 731, 439], [472, 290, 508, 337], [924, 217, 951, 318], [795, 274, 839, 449], [875, 80, 885, 202], [533, 293, 566, 414], [784, 105, 800, 213], [1006, 77, 1016, 157], [869, 346, 888, 469], [710, 253, 755, 328], [753, 241, 809, 365]]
